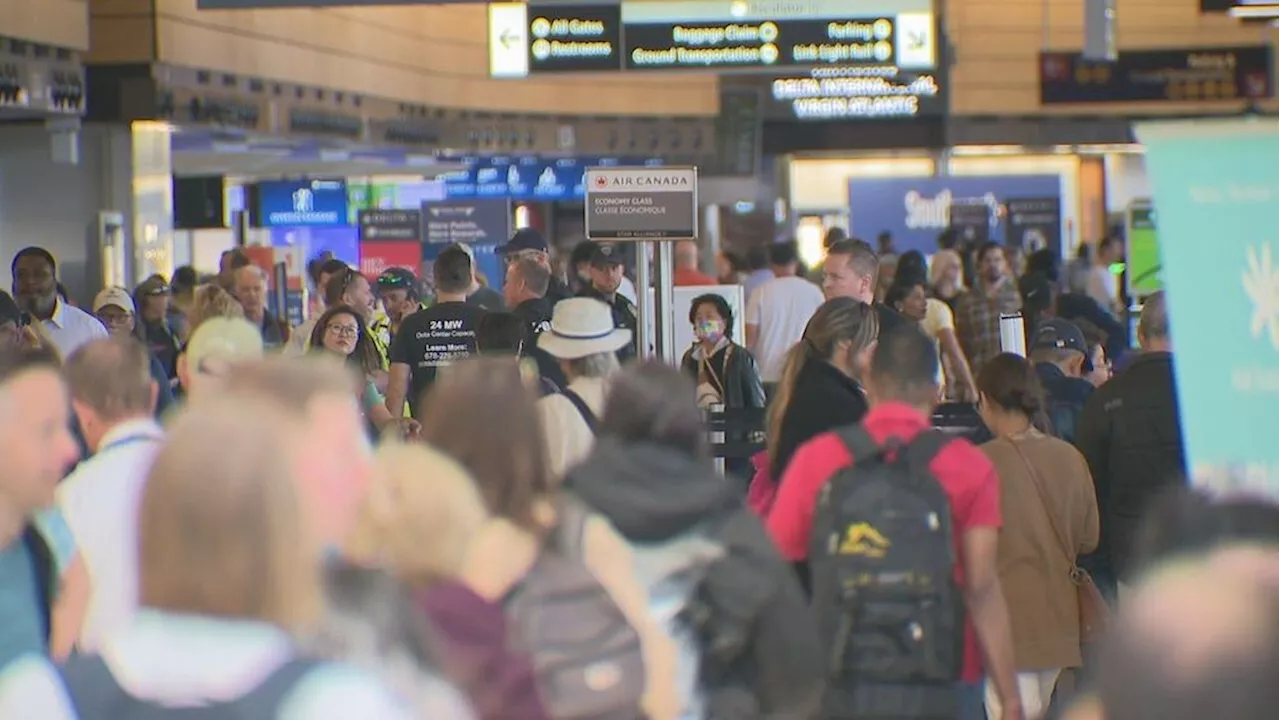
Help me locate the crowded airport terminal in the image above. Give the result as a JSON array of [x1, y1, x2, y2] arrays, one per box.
[[0, 0, 1275, 718]]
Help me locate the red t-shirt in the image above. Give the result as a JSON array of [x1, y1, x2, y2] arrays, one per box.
[[764, 401, 1002, 683], [673, 267, 719, 286]]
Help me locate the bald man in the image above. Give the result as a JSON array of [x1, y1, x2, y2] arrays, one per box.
[[1074, 547, 1278, 720], [1075, 291, 1184, 600], [673, 240, 717, 286]]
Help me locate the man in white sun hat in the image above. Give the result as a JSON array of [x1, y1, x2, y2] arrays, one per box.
[[535, 297, 632, 479]]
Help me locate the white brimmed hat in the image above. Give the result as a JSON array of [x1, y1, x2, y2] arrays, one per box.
[[538, 297, 632, 360]]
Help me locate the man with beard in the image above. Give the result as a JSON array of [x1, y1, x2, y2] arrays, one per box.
[[11, 247, 106, 358]]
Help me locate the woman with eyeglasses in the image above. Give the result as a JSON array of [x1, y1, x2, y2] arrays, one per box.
[[309, 305, 418, 440]]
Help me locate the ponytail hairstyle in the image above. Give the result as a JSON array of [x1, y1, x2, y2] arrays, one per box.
[[765, 297, 879, 465], [975, 352, 1054, 434]]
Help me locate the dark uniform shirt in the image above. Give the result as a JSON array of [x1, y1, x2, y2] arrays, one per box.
[[577, 285, 638, 362]]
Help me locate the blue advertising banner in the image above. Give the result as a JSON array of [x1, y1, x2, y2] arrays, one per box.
[[441, 156, 661, 201], [1136, 118, 1279, 500], [847, 175, 1063, 256], [421, 198, 512, 246], [255, 179, 349, 227]]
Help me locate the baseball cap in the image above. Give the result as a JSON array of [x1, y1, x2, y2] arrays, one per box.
[[1032, 318, 1088, 355], [590, 243, 624, 267], [377, 266, 417, 288], [498, 227, 549, 255], [136, 275, 170, 296], [93, 287, 136, 314], [186, 317, 264, 375]]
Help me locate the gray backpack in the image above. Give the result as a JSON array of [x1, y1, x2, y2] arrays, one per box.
[[504, 495, 647, 720]]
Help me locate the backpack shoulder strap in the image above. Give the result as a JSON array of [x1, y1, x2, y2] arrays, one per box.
[[553, 493, 591, 560], [903, 429, 952, 472], [234, 658, 325, 716], [561, 389, 599, 433], [23, 524, 55, 643], [832, 424, 879, 466]]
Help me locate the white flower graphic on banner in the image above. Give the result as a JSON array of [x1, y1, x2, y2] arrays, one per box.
[[1242, 243, 1279, 351]]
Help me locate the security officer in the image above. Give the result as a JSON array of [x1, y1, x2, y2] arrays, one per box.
[[576, 243, 638, 362]]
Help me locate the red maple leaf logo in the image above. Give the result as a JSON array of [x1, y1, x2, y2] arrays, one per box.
[[594, 175, 609, 188]]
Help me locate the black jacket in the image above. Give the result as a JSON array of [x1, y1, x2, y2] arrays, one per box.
[[566, 440, 824, 720], [513, 297, 569, 391], [771, 357, 869, 480], [545, 276, 573, 308], [679, 342, 766, 410], [577, 286, 639, 362], [1074, 351, 1186, 580]]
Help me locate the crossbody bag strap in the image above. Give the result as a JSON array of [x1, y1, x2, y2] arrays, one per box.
[[1002, 436, 1080, 576], [699, 345, 730, 400]]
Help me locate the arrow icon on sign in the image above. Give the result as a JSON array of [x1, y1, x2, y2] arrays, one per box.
[[500, 28, 522, 49], [907, 31, 927, 50]]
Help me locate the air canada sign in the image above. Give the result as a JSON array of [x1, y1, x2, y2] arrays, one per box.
[[584, 166, 699, 241]]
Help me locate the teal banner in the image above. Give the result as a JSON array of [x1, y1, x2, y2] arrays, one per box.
[[1135, 119, 1279, 500]]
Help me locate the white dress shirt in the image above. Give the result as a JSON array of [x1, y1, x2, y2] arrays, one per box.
[[0, 610, 420, 720], [42, 299, 107, 358], [55, 417, 165, 653]]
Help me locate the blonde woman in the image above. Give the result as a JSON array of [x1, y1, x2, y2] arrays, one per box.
[[182, 283, 245, 342], [1, 397, 417, 719], [348, 442, 545, 720]]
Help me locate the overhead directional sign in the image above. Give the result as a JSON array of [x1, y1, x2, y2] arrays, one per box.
[[584, 166, 698, 241], [490, 0, 937, 78]]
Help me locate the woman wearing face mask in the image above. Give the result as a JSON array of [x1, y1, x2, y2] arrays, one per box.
[[679, 294, 765, 411]]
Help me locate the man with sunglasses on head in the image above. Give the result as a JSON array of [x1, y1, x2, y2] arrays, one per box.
[[374, 267, 424, 347]]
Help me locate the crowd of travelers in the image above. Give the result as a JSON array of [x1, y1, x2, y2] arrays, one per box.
[[0, 227, 1273, 720]]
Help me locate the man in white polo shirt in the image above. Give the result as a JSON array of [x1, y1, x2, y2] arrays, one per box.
[[57, 337, 163, 652], [11, 247, 106, 358]]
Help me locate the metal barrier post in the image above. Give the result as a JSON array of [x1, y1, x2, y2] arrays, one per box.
[[708, 402, 726, 476], [635, 240, 652, 359], [655, 240, 676, 363]]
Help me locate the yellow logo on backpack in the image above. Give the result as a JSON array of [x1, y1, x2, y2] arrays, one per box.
[[838, 523, 891, 558]]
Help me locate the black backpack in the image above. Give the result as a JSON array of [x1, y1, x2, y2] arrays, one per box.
[[809, 427, 964, 720]]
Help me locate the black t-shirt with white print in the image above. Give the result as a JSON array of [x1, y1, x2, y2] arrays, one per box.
[[389, 301, 486, 417]]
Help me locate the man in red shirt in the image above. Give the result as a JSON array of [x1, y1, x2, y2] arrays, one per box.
[[673, 240, 718, 286], [766, 326, 1023, 720]]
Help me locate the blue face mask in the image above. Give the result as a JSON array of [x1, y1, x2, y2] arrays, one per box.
[[696, 319, 724, 343]]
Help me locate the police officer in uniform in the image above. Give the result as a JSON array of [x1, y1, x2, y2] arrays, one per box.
[[576, 243, 638, 362]]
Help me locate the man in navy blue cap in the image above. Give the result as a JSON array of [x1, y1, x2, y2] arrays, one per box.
[[498, 227, 572, 307], [575, 243, 638, 362], [1028, 317, 1095, 443]]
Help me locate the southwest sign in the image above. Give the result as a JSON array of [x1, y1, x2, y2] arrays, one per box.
[[584, 166, 698, 241]]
